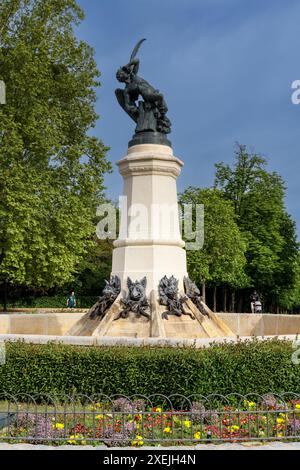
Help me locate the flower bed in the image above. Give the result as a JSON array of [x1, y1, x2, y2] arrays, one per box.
[[1, 395, 300, 446]]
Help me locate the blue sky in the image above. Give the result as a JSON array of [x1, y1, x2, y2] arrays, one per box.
[[76, 0, 300, 238]]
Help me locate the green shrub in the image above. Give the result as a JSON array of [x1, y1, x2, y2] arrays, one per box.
[[0, 339, 299, 397], [2, 295, 97, 309]]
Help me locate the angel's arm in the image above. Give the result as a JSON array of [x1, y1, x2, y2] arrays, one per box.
[[124, 58, 139, 75], [131, 58, 139, 74]]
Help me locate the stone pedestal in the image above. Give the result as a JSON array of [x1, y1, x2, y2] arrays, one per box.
[[68, 144, 235, 339], [111, 144, 187, 295]]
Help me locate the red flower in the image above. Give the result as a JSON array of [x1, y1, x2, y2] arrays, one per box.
[[71, 423, 88, 434]]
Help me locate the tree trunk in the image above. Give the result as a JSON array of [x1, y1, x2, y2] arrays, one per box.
[[213, 286, 217, 312], [223, 287, 227, 312], [3, 283, 8, 312], [237, 294, 243, 313], [201, 281, 206, 304], [230, 290, 235, 313]]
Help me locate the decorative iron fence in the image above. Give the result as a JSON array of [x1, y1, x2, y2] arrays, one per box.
[[0, 393, 300, 446]]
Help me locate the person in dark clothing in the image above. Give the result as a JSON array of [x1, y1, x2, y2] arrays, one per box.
[[67, 291, 76, 309], [250, 290, 261, 313]]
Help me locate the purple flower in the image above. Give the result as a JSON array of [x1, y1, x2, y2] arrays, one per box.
[[261, 394, 277, 409], [112, 398, 144, 413], [13, 413, 64, 442], [102, 422, 135, 447], [191, 402, 218, 424], [261, 394, 286, 411], [288, 419, 300, 435]]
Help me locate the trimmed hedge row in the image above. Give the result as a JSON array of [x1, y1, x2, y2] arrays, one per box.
[[0, 339, 299, 396], [2, 295, 98, 309]]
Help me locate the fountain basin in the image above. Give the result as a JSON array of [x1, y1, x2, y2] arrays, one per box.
[[0, 312, 299, 340]]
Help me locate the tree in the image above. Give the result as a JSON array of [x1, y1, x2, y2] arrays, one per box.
[[215, 144, 299, 311], [272, 216, 300, 312], [73, 237, 113, 296], [0, 0, 111, 308], [277, 262, 300, 313], [180, 187, 248, 311]]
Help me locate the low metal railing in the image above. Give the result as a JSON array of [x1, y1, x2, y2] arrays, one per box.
[[0, 393, 299, 446]]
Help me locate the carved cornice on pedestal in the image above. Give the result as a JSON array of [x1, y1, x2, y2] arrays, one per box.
[[117, 144, 183, 178], [113, 238, 185, 249]]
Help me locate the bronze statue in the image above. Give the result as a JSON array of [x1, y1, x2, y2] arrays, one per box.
[[159, 275, 195, 320], [115, 39, 172, 146], [89, 275, 121, 319], [184, 276, 207, 316], [114, 276, 150, 320]]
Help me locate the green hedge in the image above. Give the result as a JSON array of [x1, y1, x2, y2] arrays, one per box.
[[2, 295, 98, 309], [0, 339, 299, 396]]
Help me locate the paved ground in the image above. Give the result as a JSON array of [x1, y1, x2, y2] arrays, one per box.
[[0, 442, 299, 450]]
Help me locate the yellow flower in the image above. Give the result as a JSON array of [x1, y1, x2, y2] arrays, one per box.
[[95, 414, 104, 420], [53, 423, 64, 430], [277, 418, 285, 424], [295, 404, 300, 410], [90, 403, 103, 411], [68, 435, 76, 444], [183, 419, 191, 428], [131, 435, 144, 446], [194, 431, 201, 439], [163, 426, 171, 433], [243, 400, 256, 409], [68, 433, 85, 444], [136, 423, 140, 429], [228, 425, 239, 432], [155, 407, 162, 413]]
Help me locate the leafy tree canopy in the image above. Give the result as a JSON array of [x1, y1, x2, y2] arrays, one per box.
[[0, 0, 111, 298], [214, 144, 299, 306], [180, 187, 248, 290]]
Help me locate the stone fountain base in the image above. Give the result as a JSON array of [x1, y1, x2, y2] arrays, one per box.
[[65, 293, 234, 339], [1, 311, 300, 346]]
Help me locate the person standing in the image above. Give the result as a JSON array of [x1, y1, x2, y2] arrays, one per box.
[[67, 291, 76, 309], [250, 290, 261, 313]]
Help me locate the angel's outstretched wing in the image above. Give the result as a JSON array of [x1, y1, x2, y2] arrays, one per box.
[[115, 88, 138, 123]]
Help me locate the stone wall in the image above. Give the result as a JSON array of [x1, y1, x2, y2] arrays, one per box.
[[0, 312, 300, 337], [218, 313, 300, 336], [0, 312, 84, 335]]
